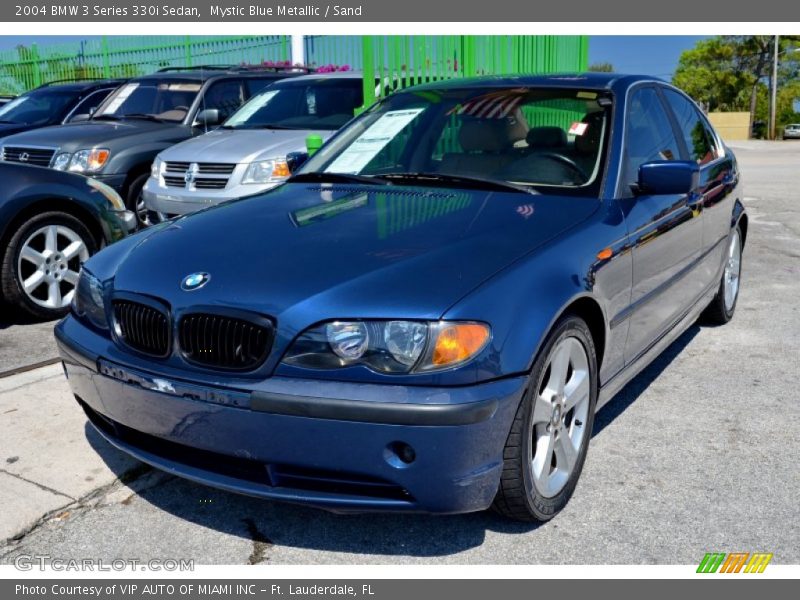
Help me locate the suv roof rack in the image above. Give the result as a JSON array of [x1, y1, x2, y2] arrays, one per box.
[[38, 77, 123, 87], [156, 64, 315, 74]]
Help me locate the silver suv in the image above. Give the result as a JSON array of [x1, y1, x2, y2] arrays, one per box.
[[143, 72, 365, 222]]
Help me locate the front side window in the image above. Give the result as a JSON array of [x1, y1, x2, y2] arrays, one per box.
[[623, 87, 682, 188], [94, 81, 202, 122], [224, 79, 364, 131], [662, 89, 719, 166], [201, 80, 244, 122], [298, 86, 611, 194], [65, 88, 115, 122]]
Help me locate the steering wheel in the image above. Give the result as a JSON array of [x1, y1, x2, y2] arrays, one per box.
[[172, 105, 189, 112], [538, 152, 589, 183]]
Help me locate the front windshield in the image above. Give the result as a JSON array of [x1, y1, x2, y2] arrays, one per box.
[[94, 81, 201, 122], [0, 89, 76, 125], [299, 86, 610, 193], [224, 78, 363, 131]]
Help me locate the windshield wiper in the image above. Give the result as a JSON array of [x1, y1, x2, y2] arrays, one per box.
[[120, 113, 165, 122], [91, 114, 124, 121], [288, 171, 389, 186], [380, 172, 537, 195]]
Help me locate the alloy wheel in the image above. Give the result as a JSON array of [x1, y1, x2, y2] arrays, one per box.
[[17, 224, 89, 309], [529, 336, 591, 498], [723, 229, 742, 312]]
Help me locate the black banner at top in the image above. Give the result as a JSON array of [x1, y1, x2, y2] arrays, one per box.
[[2, 0, 800, 22]]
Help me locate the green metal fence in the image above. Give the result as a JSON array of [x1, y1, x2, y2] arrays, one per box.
[[0, 36, 290, 94], [359, 35, 589, 111], [0, 35, 588, 101]]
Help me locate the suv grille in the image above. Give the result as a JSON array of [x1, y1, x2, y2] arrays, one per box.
[[163, 161, 236, 190], [179, 313, 273, 370], [1, 146, 56, 167], [113, 300, 171, 357]]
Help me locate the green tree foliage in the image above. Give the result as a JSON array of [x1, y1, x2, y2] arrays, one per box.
[[673, 36, 800, 135], [588, 62, 614, 72]]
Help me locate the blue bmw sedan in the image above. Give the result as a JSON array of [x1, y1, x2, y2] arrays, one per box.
[[55, 74, 746, 521]]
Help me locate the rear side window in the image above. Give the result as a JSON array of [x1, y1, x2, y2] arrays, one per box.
[[623, 87, 681, 188], [662, 89, 719, 166]]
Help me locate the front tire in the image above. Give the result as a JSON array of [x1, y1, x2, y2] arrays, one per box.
[[126, 173, 151, 228], [702, 225, 743, 325], [1, 211, 97, 320], [493, 315, 598, 522]]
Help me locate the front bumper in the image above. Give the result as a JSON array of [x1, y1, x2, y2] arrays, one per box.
[[55, 316, 526, 514], [143, 177, 279, 220]]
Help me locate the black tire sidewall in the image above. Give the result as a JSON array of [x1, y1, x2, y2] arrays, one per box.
[[519, 316, 598, 520], [126, 173, 150, 220], [1, 212, 97, 320]]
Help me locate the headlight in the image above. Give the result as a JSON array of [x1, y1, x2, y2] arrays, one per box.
[[68, 148, 110, 173], [151, 156, 163, 179], [71, 269, 109, 330], [242, 158, 291, 184], [282, 320, 490, 374], [52, 152, 72, 171], [86, 177, 125, 211]]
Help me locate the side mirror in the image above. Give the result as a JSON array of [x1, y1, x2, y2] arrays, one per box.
[[286, 151, 309, 173], [194, 108, 221, 128], [635, 160, 699, 195], [68, 113, 91, 123]]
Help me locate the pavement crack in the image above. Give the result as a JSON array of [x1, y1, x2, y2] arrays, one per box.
[[0, 468, 75, 501], [1, 463, 155, 552], [242, 518, 273, 565]]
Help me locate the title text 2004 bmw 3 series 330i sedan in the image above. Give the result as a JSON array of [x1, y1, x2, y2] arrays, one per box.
[[55, 74, 747, 521]]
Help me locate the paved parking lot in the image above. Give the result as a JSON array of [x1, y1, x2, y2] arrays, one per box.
[[1, 140, 798, 565]]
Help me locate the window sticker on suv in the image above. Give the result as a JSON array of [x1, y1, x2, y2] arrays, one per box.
[[324, 108, 424, 174], [100, 83, 139, 115]]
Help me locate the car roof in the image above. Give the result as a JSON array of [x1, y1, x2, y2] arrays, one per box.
[[33, 79, 126, 92], [407, 72, 664, 93]]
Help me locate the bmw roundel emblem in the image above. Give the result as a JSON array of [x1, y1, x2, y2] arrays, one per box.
[[181, 272, 210, 291]]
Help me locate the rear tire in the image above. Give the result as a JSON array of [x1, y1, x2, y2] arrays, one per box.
[[1, 211, 97, 320], [492, 315, 598, 522], [702, 225, 743, 325]]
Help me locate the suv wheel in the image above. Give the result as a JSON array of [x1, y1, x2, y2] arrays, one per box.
[[126, 173, 151, 228], [1, 212, 97, 320]]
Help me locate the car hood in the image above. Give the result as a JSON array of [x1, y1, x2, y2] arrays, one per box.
[[97, 183, 599, 324], [1, 120, 190, 151], [157, 128, 335, 164], [0, 122, 37, 139]]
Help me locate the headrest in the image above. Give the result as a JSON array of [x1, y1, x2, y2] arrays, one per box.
[[526, 126, 567, 149], [459, 115, 527, 153]]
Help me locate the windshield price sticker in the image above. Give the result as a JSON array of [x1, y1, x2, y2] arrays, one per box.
[[99, 83, 139, 115], [325, 108, 424, 174]]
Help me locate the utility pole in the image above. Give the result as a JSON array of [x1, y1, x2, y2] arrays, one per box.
[[291, 35, 305, 67], [770, 35, 779, 140]]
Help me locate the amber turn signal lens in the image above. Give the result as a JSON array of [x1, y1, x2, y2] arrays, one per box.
[[431, 323, 490, 367], [272, 160, 291, 179], [88, 149, 110, 170]]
